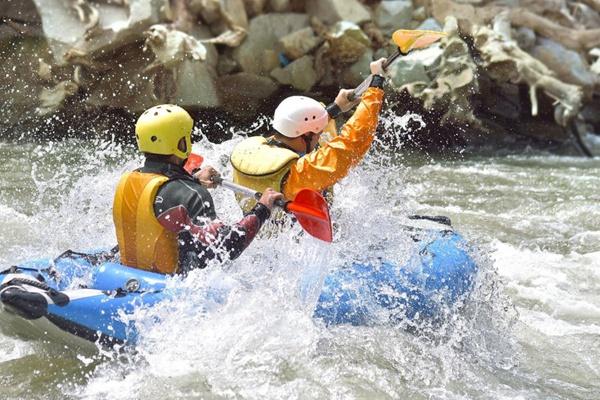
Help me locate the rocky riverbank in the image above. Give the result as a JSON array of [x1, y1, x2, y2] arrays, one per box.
[[1, 0, 599, 153]]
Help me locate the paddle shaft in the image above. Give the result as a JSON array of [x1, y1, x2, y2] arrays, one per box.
[[216, 178, 287, 209], [346, 49, 404, 102]]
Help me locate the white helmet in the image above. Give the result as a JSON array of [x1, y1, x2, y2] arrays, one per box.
[[272, 96, 329, 138]]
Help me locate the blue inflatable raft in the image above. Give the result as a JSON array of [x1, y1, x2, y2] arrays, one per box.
[[0, 220, 477, 348]]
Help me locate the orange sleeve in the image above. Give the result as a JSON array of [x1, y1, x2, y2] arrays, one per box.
[[282, 87, 384, 200]]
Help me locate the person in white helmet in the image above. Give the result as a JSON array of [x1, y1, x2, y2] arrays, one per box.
[[230, 58, 386, 211]]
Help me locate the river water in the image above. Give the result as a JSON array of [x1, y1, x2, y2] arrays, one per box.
[[0, 122, 599, 399]]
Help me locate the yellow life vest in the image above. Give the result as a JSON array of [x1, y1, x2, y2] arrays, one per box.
[[112, 171, 179, 274], [230, 136, 299, 212]]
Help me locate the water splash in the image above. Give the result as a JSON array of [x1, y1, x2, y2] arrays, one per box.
[[2, 115, 567, 399]]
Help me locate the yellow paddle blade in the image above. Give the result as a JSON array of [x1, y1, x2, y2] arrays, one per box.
[[392, 30, 447, 54]]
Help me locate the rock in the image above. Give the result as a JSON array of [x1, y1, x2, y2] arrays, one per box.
[[217, 53, 239, 75], [217, 72, 278, 117], [474, 25, 583, 126], [203, 27, 247, 47], [32, 0, 164, 64], [189, 0, 221, 24], [143, 24, 208, 69], [0, 0, 42, 40], [0, 38, 50, 129], [233, 13, 309, 75], [514, 27, 536, 51], [305, 0, 371, 25], [374, 1, 413, 35], [327, 21, 371, 64], [223, 0, 250, 29], [341, 49, 373, 87], [87, 25, 220, 111], [279, 27, 323, 60], [37, 81, 78, 116], [387, 42, 445, 87], [591, 48, 600, 75], [531, 38, 599, 89], [270, 0, 291, 12], [84, 44, 159, 113], [362, 22, 386, 49], [314, 42, 334, 85], [413, 6, 427, 22], [196, 0, 249, 38], [417, 18, 443, 32], [388, 59, 430, 88], [401, 19, 479, 126], [271, 55, 318, 91], [571, 2, 600, 30], [405, 43, 444, 68], [478, 79, 521, 120], [242, 0, 268, 17], [173, 57, 220, 108]]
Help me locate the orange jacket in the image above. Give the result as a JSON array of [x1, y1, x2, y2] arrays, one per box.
[[282, 87, 384, 200]]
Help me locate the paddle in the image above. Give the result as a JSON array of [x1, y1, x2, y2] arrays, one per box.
[[345, 29, 447, 102], [185, 153, 332, 242], [214, 177, 333, 243], [184, 153, 204, 173]]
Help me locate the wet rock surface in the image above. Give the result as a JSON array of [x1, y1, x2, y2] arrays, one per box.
[[0, 0, 598, 154]]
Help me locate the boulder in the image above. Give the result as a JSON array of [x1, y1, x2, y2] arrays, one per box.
[[86, 26, 220, 111], [327, 21, 371, 64], [191, 0, 248, 29], [233, 13, 309, 75], [37, 81, 79, 116], [217, 53, 239, 75], [374, 1, 413, 35], [279, 27, 323, 60], [173, 26, 220, 108], [341, 49, 373, 87], [189, 0, 221, 24], [217, 72, 278, 117], [591, 48, 600, 75], [271, 55, 318, 91], [173, 56, 220, 108], [401, 18, 479, 126], [84, 44, 159, 113], [269, 0, 291, 12], [0, 38, 50, 129], [388, 59, 430, 88], [32, 0, 165, 65], [0, 0, 42, 40], [514, 27, 536, 51], [305, 0, 371, 25], [417, 18, 443, 32], [531, 38, 599, 90], [388, 42, 445, 89], [242, 0, 268, 17]]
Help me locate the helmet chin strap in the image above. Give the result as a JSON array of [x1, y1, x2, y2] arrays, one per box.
[[302, 133, 317, 154]]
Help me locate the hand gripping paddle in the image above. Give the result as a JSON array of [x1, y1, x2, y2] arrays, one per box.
[[215, 178, 333, 243], [345, 29, 447, 102], [184, 153, 333, 243]]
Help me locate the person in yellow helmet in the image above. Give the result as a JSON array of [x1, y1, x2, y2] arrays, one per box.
[[112, 104, 283, 274], [230, 58, 386, 210]]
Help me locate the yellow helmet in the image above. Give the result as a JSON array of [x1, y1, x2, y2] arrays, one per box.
[[135, 104, 193, 160]]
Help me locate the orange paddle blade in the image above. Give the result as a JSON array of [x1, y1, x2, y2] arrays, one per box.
[[286, 189, 332, 243], [184, 153, 204, 174], [392, 30, 447, 54]]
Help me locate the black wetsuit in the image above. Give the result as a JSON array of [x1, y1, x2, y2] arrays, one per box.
[[141, 157, 270, 273]]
